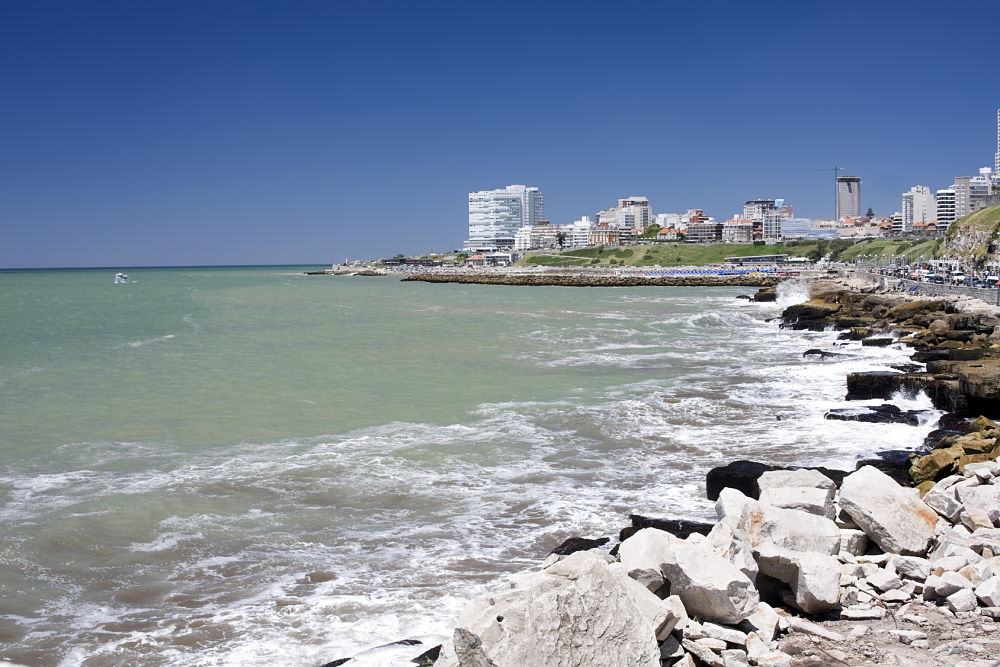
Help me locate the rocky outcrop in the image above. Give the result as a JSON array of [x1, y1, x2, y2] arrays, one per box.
[[781, 278, 1000, 416]]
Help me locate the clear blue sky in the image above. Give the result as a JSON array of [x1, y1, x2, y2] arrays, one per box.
[[2, 0, 998, 268]]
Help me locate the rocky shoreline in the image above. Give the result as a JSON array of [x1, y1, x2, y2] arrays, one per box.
[[321, 277, 1000, 667]]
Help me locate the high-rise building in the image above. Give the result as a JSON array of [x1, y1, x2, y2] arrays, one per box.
[[936, 189, 957, 227], [901, 185, 934, 232], [465, 185, 544, 251], [995, 108, 999, 174], [836, 176, 862, 220]]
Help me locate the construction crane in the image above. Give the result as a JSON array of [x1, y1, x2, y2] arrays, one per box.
[[814, 166, 846, 219]]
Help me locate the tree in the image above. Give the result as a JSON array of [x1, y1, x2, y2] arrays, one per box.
[[640, 223, 661, 239], [866, 207, 874, 218], [556, 231, 566, 249]]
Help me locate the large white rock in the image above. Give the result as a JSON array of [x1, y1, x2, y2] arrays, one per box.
[[434, 551, 660, 667], [609, 563, 686, 641], [716, 488, 763, 535], [757, 469, 836, 492], [840, 529, 869, 556], [759, 486, 836, 520], [754, 544, 841, 614], [708, 510, 759, 584], [922, 487, 963, 523], [975, 575, 1000, 607], [661, 538, 760, 624], [617, 527, 671, 592], [838, 466, 939, 556], [755, 506, 841, 555], [956, 485, 1000, 523], [744, 602, 780, 642], [892, 555, 931, 581]]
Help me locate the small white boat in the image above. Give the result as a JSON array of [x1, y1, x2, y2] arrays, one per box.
[[114, 272, 128, 283]]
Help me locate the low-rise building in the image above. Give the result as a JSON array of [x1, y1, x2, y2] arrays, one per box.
[[722, 218, 753, 243], [686, 221, 723, 243]]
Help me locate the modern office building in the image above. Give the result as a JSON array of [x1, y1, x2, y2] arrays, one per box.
[[836, 176, 862, 220], [465, 184, 545, 251], [936, 189, 957, 228], [901, 185, 934, 232]]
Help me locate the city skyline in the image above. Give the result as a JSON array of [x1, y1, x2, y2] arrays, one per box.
[[2, 1, 999, 268]]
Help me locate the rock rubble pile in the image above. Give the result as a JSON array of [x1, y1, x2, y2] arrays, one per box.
[[433, 462, 1000, 667]]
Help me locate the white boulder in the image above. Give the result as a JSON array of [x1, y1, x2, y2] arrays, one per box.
[[661, 538, 760, 624], [838, 466, 939, 555], [434, 550, 659, 667]]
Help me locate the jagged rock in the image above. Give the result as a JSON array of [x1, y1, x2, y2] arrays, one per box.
[[840, 529, 868, 556], [955, 485, 1000, 523], [923, 485, 964, 522], [976, 576, 1000, 606], [758, 468, 837, 492], [754, 545, 841, 615], [946, 587, 978, 612], [743, 602, 780, 643], [934, 571, 975, 597], [892, 555, 931, 581], [681, 638, 725, 667], [715, 488, 762, 532], [701, 621, 748, 646], [910, 446, 963, 485], [825, 404, 928, 426], [433, 551, 659, 667], [610, 564, 685, 641], [661, 538, 760, 624], [617, 527, 671, 592], [757, 470, 836, 520], [706, 461, 779, 500], [755, 507, 841, 555], [866, 566, 903, 592], [707, 513, 759, 584], [549, 536, 609, 556], [622, 514, 714, 541], [838, 466, 938, 555]]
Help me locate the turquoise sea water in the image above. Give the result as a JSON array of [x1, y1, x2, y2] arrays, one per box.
[[0, 267, 937, 665]]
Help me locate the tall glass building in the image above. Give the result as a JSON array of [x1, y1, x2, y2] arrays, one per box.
[[465, 185, 545, 251]]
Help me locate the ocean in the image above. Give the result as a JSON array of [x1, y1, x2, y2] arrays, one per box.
[[0, 266, 938, 666]]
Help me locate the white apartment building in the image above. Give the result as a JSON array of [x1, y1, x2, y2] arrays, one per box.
[[617, 196, 652, 230], [901, 185, 934, 232], [595, 196, 652, 231], [762, 211, 784, 241], [559, 216, 593, 248], [466, 184, 545, 251], [936, 188, 957, 227], [743, 199, 776, 222]]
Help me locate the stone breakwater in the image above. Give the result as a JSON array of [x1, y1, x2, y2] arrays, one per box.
[[401, 273, 783, 288]]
